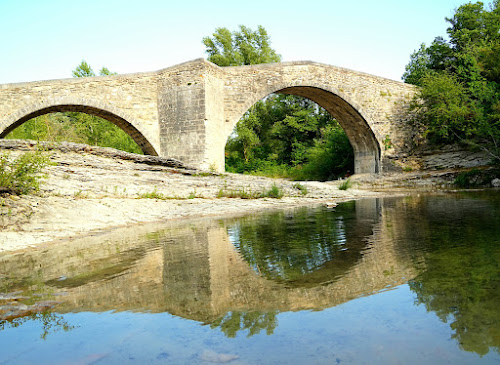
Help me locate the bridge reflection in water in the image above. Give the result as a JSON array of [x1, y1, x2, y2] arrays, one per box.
[[0, 198, 417, 327], [2, 194, 500, 361]]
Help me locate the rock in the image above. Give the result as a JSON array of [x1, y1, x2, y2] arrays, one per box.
[[422, 150, 491, 170], [492, 178, 500, 187]]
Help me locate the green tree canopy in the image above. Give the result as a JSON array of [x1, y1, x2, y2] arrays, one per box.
[[72, 60, 95, 78], [403, 1, 500, 162], [72, 61, 118, 78], [203, 25, 281, 66]]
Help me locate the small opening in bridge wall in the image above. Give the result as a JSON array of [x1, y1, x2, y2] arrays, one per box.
[[5, 112, 143, 155], [225, 93, 354, 181]]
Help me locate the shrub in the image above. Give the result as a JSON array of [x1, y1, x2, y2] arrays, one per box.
[[453, 169, 491, 188], [263, 184, 284, 199], [292, 183, 308, 195], [294, 125, 354, 181], [338, 178, 353, 191], [0, 150, 51, 195]]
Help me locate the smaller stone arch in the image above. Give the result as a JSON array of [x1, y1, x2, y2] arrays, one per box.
[[225, 83, 381, 174], [0, 98, 158, 156]]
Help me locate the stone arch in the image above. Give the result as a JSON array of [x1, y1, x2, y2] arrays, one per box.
[[226, 83, 381, 174], [0, 98, 158, 156]]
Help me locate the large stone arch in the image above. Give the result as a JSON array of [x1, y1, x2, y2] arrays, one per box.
[[224, 82, 381, 174], [0, 98, 158, 156]]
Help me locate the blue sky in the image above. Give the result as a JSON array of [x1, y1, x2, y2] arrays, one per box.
[[0, 0, 472, 84]]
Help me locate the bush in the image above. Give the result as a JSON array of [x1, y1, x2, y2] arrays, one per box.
[[338, 178, 353, 190], [263, 184, 284, 199], [292, 183, 308, 195], [294, 125, 354, 181], [0, 150, 51, 195], [453, 168, 497, 188]]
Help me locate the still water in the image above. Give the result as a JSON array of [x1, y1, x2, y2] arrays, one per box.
[[0, 192, 499, 364]]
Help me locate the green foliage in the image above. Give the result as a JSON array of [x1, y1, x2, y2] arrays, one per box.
[[216, 187, 261, 199], [6, 113, 143, 154], [7, 62, 142, 155], [454, 168, 498, 187], [0, 150, 51, 195], [216, 185, 283, 199], [338, 178, 352, 190], [138, 188, 178, 200], [263, 184, 283, 199], [98, 67, 117, 76], [383, 135, 393, 150], [229, 203, 368, 286], [210, 311, 278, 338], [72, 60, 117, 77], [72, 60, 95, 78], [406, 193, 500, 355], [404, 1, 500, 163], [402, 44, 432, 86], [295, 125, 354, 181], [418, 72, 476, 141], [204, 25, 354, 180], [292, 183, 308, 195], [6, 114, 75, 142], [225, 95, 354, 180], [203, 25, 281, 66]]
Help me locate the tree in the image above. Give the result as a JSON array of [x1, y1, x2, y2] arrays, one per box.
[[203, 25, 281, 66], [72, 61, 118, 78], [403, 1, 500, 163], [72, 60, 95, 78], [98, 67, 117, 76], [418, 72, 476, 142], [402, 44, 432, 86]]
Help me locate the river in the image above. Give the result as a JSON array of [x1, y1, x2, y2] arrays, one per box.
[[1, 192, 499, 364]]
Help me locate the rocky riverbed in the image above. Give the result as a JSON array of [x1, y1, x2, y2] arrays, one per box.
[[1, 140, 493, 252]]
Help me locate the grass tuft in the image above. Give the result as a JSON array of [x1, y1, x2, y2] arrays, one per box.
[[338, 178, 353, 190], [292, 183, 308, 195]]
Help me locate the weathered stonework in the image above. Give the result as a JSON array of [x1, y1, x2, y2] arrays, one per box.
[[0, 58, 417, 173]]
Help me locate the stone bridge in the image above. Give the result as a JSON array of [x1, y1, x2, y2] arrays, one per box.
[[0, 59, 416, 173]]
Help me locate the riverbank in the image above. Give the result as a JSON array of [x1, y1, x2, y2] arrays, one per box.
[[0, 140, 476, 253]]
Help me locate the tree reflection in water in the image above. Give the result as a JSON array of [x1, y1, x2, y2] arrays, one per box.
[[209, 311, 278, 338], [228, 201, 378, 287], [0, 312, 74, 340], [395, 193, 500, 356]]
